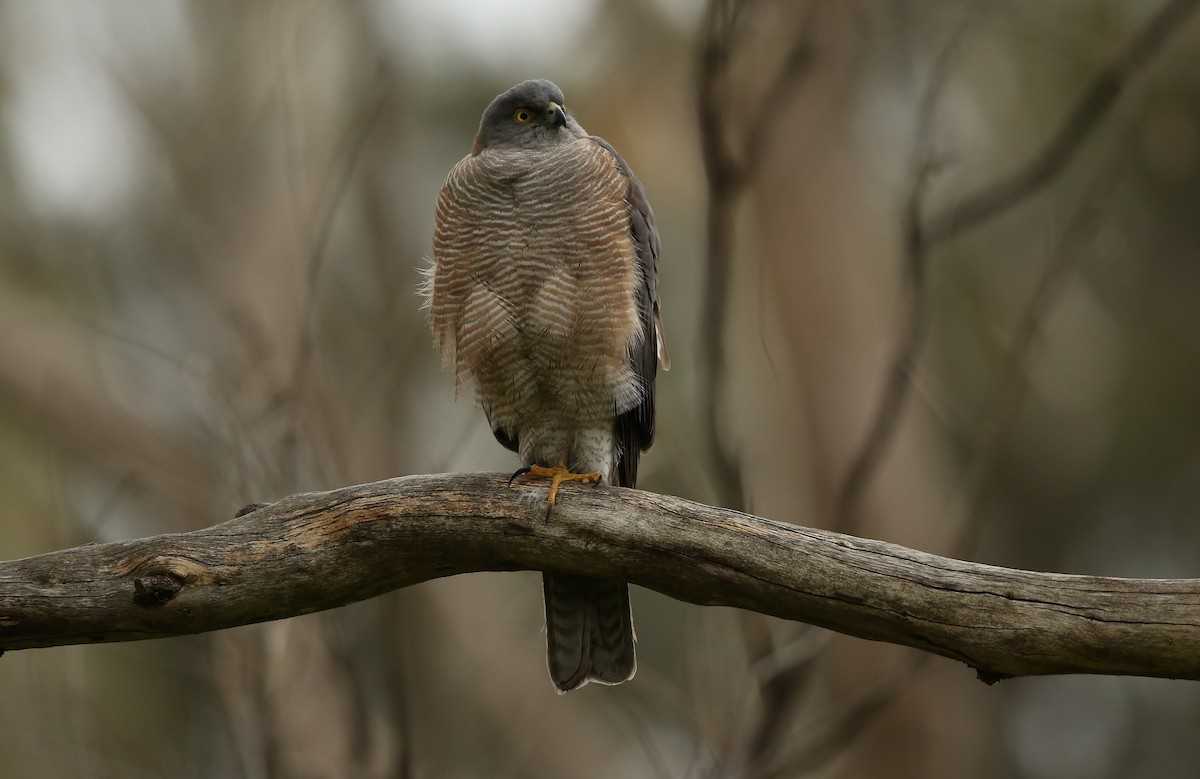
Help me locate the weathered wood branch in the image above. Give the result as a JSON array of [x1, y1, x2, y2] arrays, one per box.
[[2, 473, 1198, 683]]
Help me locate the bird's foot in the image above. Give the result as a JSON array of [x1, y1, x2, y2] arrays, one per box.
[[508, 464, 603, 508]]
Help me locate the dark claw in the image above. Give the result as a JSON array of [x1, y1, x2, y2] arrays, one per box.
[[508, 465, 532, 486]]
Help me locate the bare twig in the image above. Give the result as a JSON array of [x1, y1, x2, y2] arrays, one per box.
[[697, 0, 820, 510], [835, 0, 1199, 527], [833, 162, 934, 533], [738, 627, 828, 774], [949, 149, 1129, 556], [696, 0, 750, 511], [285, 76, 388, 410], [834, 1, 976, 531], [3, 473, 1200, 683], [925, 0, 1200, 244], [769, 654, 928, 778]]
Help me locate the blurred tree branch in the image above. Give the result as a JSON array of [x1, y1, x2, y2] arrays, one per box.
[[835, 0, 1200, 527], [696, 0, 819, 511], [925, 0, 1200, 245], [3, 473, 1198, 683]]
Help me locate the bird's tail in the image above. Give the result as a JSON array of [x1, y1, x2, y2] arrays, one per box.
[[543, 572, 636, 693]]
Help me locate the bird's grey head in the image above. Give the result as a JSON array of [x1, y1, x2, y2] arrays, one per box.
[[472, 79, 583, 155]]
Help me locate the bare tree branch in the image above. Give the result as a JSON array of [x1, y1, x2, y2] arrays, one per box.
[[833, 155, 933, 533], [696, 0, 752, 511], [770, 654, 928, 778], [834, 0, 980, 531], [925, 0, 1200, 245], [3, 473, 1198, 683], [696, 0, 820, 511], [285, 77, 388, 405], [949, 155, 1128, 557], [835, 0, 1200, 526]]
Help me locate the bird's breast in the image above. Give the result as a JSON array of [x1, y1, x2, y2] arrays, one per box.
[[431, 141, 644, 424]]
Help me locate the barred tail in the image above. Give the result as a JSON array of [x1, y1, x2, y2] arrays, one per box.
[[543, 572, 636, 693]]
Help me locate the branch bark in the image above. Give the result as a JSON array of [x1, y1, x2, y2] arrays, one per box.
[[2, 473, 1198, 683]]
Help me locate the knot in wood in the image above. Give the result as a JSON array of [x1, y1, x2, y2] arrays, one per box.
[[133, 573, 185, 606]]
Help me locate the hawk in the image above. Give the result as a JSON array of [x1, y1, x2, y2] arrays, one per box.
[[426, 79, 668, 692]]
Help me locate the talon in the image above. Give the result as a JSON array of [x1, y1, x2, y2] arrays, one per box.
[[509, 463, 603, 507]]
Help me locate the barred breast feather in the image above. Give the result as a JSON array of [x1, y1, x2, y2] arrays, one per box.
[[428, 138, 644, 435]]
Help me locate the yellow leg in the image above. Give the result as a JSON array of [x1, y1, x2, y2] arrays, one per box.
[[514, 463, 603, 505]]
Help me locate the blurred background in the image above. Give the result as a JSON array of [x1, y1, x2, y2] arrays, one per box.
[[2, 0, 1199, 777]]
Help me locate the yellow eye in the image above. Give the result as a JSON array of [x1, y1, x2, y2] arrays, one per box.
[[513, 108, 533, 123]]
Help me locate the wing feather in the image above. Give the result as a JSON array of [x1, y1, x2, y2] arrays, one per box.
[[589, 136, 667, 489]]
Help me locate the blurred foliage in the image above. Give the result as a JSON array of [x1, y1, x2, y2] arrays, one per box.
[[2, 1, 1199, 777]]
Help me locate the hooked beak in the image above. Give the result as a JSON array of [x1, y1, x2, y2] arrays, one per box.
[[548, 102, 568, 128]]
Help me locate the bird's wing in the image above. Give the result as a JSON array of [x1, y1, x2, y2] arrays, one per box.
[[590, 136, 667, 488]]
